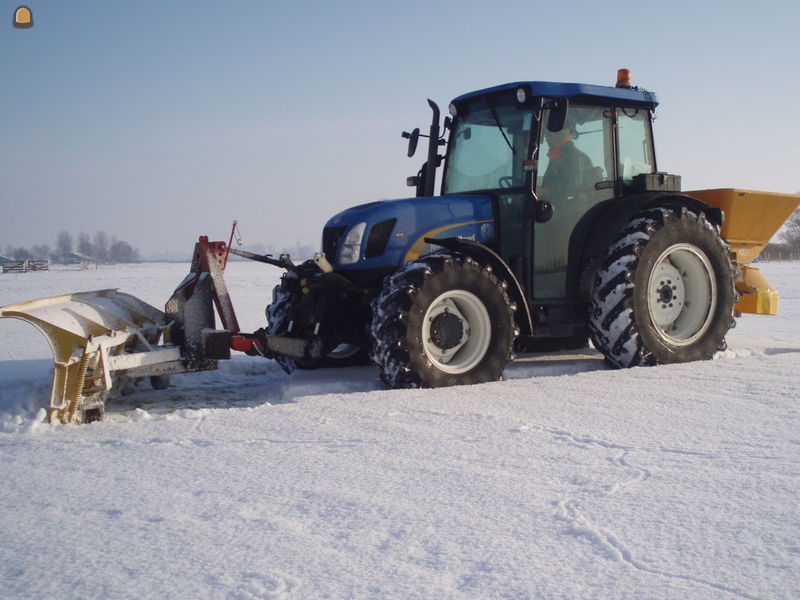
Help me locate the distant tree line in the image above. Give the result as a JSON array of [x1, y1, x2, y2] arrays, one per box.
[[2, 230, 140, 264], [242, 240, 317, 262], [757, 244, 800, 261], [757, 203, 800, 262]]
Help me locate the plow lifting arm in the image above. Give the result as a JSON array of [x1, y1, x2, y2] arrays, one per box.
[[228, 247, 296, 271]]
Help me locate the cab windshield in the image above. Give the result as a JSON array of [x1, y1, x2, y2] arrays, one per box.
[[444, 95, 534, 195]]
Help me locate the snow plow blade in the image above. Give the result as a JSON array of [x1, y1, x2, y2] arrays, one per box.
[[0, 234, 316, 424], [0, 290, 217, 424], [689, 188, 800, 315]]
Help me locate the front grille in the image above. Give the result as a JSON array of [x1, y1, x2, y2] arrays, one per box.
[[365, 219, 396, 259], [322, 226, 347, 261]]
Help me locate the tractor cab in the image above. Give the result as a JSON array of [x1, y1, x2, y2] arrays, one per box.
[[439, 78, 661, 304]]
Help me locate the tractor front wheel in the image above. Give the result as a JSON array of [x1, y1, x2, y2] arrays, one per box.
[[265, 284, 370, 373], [265, 284, 302, 373], [370, 252, 516, 388]]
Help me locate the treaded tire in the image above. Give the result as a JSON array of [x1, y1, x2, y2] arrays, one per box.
[[589, 206, 736, 368], [265, 284, 370, 374], [265, 284, 301, 374], [370, 252, 516, 388]]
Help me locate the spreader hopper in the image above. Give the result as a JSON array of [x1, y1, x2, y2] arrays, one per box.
[[688, 189, 800, 315]]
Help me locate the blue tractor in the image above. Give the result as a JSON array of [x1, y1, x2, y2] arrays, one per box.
[[260, 70, 738, 388], [12, 71, 800, 423]]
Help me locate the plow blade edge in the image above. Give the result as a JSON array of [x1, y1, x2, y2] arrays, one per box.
[[0, 290, 214, 424]]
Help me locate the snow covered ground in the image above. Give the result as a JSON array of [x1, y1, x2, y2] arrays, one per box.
[[1, 261, 798, 599]]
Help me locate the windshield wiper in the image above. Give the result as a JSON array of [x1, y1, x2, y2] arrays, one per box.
[[486, 98, 515, 155]]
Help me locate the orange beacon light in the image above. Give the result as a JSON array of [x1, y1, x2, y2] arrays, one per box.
[[13, 6, 33, 28]]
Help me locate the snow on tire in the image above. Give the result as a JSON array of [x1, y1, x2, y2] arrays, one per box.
[[370, 252, 516, 388], [589, 206, 737, 368], [265, 283, 299, 374]]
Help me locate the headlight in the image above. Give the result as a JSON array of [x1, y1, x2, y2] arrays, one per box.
[[338, 222, 367, 265]]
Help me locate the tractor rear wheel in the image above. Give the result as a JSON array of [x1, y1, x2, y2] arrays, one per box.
[[589, 206, 736, 368], [370, 252, 516, 388]]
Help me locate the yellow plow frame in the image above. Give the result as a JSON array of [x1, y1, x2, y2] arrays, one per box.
[[0, 237, 250, 424], [0, 290, 193, 424]]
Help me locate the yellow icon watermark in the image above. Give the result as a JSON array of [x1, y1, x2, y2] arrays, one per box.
[[13, 5, 33, 28]]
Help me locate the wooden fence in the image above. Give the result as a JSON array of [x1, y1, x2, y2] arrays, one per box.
[[2, 259, 50, 273]]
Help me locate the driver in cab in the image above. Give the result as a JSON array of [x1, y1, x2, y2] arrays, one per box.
[[539, 117, 595, 204]]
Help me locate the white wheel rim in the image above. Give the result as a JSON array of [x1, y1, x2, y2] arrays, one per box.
[[647, 243, 717, 346], [421, 289, 492, 374]]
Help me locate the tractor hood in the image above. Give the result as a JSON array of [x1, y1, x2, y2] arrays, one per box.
[[323, 195, 495, 270]]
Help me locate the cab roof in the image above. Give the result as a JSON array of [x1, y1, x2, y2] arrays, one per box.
[[452, 81, 658, 109]]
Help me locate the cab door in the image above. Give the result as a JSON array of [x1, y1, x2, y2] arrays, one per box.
[[532, 104, 615, 299]]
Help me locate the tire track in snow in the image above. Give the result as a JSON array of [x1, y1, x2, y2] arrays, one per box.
[[555, 500, 762, 600], [541, 425, 652, 493], [226, 571, 300, 600], [536, 424, 762, 600]]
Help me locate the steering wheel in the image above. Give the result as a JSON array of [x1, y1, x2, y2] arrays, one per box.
[[498, 176, 515, 188]]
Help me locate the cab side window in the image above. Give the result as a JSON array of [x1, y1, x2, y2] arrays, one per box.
[[537, 104, 611, 205], [617, 108, 655, 183]]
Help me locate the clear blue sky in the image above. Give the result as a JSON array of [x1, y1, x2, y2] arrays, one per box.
[[2, 0, 798, 257]]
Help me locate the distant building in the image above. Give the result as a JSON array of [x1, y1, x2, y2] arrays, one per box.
[[67, 251, 97, 270]]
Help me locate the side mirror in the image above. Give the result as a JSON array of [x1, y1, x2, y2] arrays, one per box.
[[546, 99, 569, 132], [402, 128, 421, 157], [406, 164, 427, 197]]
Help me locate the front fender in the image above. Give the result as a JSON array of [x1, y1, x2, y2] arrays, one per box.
[[426, 237, 533, 336]]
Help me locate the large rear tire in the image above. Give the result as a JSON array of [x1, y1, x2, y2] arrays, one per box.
[[370, 252, 516, 388], [589, 206, 736, 368]]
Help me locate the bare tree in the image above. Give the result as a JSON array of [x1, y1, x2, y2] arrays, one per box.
[[31, 244, 51, 259], [93, 230, 110, 264], [109, 240, 140, 263], [780, 206, 800, 244], [55, 230, 73, 263], [77, 232, 94, 257]]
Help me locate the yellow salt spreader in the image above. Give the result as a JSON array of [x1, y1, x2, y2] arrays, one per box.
[[687, 189, 799, 316]]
